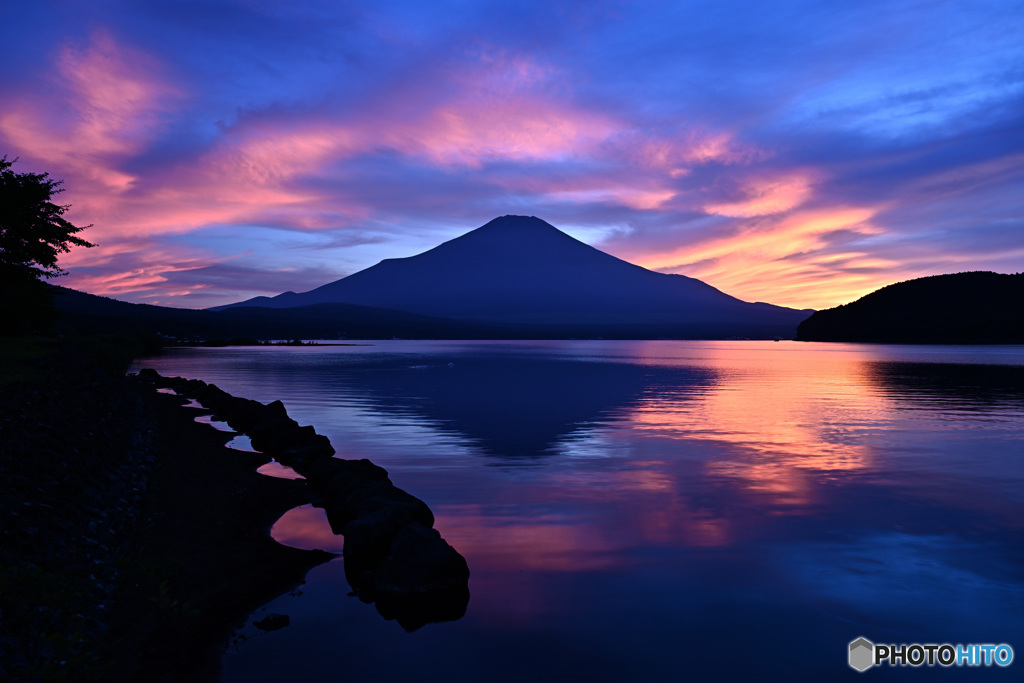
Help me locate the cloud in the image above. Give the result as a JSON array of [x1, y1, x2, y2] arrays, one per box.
[[704, 172, 817, 218], [59, 235, 347, 309], [638, 207, 889, 308], [0, 1, 1020, 308], [0, 29, 180, 193]]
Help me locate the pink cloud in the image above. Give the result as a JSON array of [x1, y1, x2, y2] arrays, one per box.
[[4, 34, 900, 309], [3, 36, 766, 245], [547, 186, 677, 210], [704, 171, 818, 218], [628, 131, 767, 172], [401, 101, 614, 167], [0, 30, 180, 191], [369, 54, 620, 166], [58, 238, 228, 300]]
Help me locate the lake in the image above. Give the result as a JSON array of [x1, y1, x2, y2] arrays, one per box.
[[131, 340, 1024, 681]]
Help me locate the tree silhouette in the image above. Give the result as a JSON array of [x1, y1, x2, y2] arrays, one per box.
[[1, 156, 95, 334]]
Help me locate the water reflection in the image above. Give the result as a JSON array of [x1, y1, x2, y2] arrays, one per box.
[[256, 461, 304, 480], [328, 356, 718, 460], [193, 414, 234, 432], [132, 342, 1024, 681], [271, 505, 469, 631], [866, 361, 1024, 414], [272, 505, 345, 554]]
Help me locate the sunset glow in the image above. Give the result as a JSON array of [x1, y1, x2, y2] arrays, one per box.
[[2, 2, 1021, 308]]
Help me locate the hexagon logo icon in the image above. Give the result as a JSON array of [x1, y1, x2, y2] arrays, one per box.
[[849, 637, 874, 672]]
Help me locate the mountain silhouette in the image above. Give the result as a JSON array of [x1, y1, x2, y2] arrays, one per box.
[[216, 215, 812, 338], [796, 271, 1024, 343]]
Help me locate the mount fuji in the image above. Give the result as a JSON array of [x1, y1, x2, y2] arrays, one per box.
[[214, 215, 812, 338]]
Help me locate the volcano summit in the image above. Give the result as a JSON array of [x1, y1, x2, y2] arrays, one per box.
[[215, 216, 813, 338]]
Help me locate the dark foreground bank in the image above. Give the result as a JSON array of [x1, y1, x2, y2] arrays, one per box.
[[1, 341, 469, 682], [1, 343, 333, 682]]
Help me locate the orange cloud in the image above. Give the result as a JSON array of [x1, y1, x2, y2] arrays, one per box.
[[549, 186, 677, 210], [632, 131, 765, 171], [704, 172, 816, 217], [643, 208, 879, 270], [635, 207, 899, 308]]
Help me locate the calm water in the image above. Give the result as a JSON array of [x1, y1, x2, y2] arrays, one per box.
[[131, 341, 1024, 681]]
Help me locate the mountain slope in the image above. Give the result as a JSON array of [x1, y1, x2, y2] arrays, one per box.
[[218, 215, 812, 336], [795, 271, 1024, 343]]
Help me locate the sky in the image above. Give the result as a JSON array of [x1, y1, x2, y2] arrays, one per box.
[[1, 0, 1022, 310]]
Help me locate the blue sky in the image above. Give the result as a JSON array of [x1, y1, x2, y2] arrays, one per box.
[[2, 0, 1022, 308]]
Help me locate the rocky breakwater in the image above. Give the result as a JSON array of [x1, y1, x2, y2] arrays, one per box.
[[136, 369, 470, 631]]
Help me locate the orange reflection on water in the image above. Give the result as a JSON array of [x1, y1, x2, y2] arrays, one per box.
[[706, 461, 814, 509], [434, 505, 620, 573], [433, 472, 737, 578], [620, 342, 888, 506], [545, 464, 734, 548]]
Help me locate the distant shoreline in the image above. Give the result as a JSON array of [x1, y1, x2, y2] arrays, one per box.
[[175, 340, 375, 347]]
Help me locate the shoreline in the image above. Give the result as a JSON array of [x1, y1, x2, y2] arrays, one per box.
[[137, 369, 470, 634], [3, 345, 468, 681], [0, 348, 333, 682], [103, 385, 335, 682]]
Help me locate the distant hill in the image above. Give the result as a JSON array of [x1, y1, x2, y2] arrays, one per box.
[[215, 215, 812, 338], [50, 286, 508, 340], [50, 284, 801, 341], [795, 272, 1024, 343]]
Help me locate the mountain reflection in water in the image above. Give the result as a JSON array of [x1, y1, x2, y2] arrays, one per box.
[[131, 341, 1024, 682], [327, 355, 719, 460], [867, 360, 1024, 412]]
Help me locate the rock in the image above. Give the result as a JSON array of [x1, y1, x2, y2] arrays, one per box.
[[182, 378, 208, 396], [260, 424, 320, 455], [276, 441, 334, 472], [373, 523, 470, 597], [304, 458, 390, 497], [253, 613, 290, 631], [124, 370, 470, 632], [367, 523, 471, 632], [218, 397, 268, 432], [343, 506, 428, 567], [247, 416, 301, 452], [345, 484, 434, 529], [264, 400, 290, 421]]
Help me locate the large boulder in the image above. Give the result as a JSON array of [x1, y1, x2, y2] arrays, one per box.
[[373, 523, 470, 598], [366, 522, 471, 631]]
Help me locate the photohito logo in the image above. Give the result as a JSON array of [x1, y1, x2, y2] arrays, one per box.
[[848, 637, 1014, 672]]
